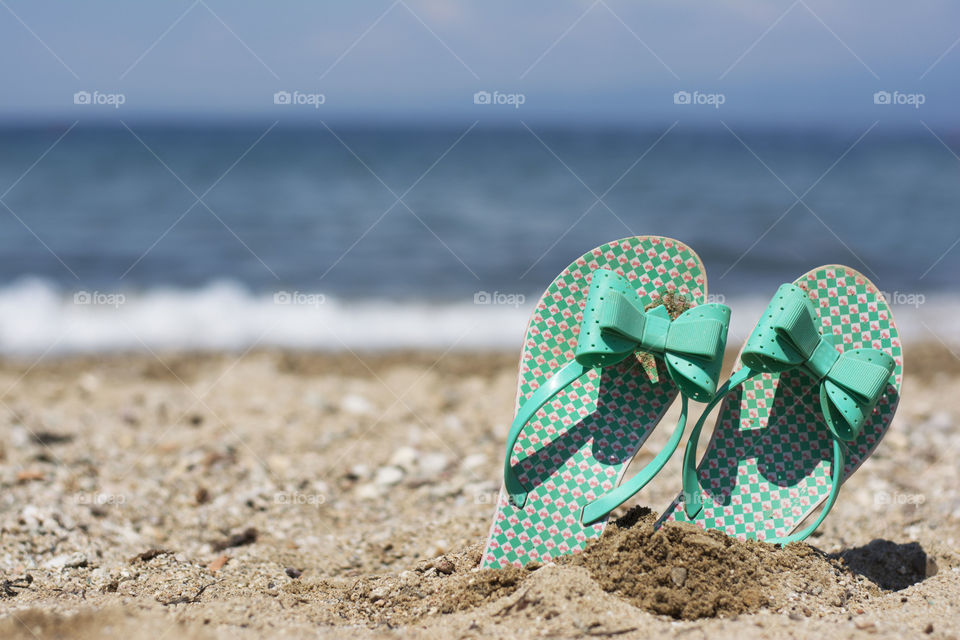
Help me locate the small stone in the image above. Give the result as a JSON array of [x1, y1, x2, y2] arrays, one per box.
[[46, 552, 88, 569], [78, 373, 100, 396], [211, 527, 257, 552], [21, 505, 41, 527], [389, 447, 419, 471], [284, 567, 302, 579], [355, 483, 382, 500], [347, 464, 371, 481], [670, 566, 687, 587], [375, 466, 404, 486], [303, 392, 331, 411], [369, 586, 389, 601], [924, 623, 934, 634], [853, 617, 876, 632], [342, 394, 374, 415], [419, 453, 449, 476], [462, 453, 487, 471], [925, 556, 938, 578], [207, 555, 229, 572], [16, 470, 44, 483]]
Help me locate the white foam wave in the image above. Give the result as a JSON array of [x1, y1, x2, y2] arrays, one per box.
[[0, 278, 535, 355], [0, 278, 954, 355]]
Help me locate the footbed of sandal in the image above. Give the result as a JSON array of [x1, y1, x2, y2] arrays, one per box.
[[482, 236, 726, 568]]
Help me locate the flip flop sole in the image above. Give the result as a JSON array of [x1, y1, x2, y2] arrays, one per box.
[[481, 236, 708, 568], [660, 265, 903, 540]]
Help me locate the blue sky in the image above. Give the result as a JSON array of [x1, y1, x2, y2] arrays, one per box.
[[1, 0, 958, 126]]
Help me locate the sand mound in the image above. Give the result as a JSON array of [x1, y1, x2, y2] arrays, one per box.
[[564, 508, 866, 619], [309, 507, 883, 627]]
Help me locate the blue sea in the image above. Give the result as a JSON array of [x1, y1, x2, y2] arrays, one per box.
[[0, 123, 956, 353]]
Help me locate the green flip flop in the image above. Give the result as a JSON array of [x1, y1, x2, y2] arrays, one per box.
[[660, 265, 902, 543], [481, 236, 730, 568]]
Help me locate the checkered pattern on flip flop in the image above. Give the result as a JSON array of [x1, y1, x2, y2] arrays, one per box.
[[481, 237, 707, 568], [661, 266, 902, 540]]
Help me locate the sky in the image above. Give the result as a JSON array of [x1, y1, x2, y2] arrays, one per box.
[[1, 0, 959, 126]]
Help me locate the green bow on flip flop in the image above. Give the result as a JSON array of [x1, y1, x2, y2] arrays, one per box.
[[504, 268, 730, 517], [739, 283, 894, 441], [575, 268, 730, 402]]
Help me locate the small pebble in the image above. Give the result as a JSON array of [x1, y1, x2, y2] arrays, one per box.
[[419, 453, 449, 476], [461, 453, 487, 471], [342, 394, 374, 415], [348, 464, 371, 481], [45, 552, 88, 569], [389, 447, 419, 471], [355, 483, 383, 500], [375, 466, 405, 486], [78, 373, 100, 396], [670, 566, 687, 587]]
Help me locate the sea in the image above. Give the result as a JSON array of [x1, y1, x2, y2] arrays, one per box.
[[0, 122, 956, 354]]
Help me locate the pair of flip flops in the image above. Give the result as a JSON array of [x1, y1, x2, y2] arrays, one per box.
[[481, 236, 902, 569]]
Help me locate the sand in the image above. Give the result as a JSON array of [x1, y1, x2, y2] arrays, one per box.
[[0, 346, 957, 638]]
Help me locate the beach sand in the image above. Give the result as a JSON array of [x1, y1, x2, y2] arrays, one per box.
[[0, 346, 957, 638]]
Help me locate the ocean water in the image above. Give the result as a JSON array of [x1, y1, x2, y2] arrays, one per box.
[[0, 123, 956, 353]]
